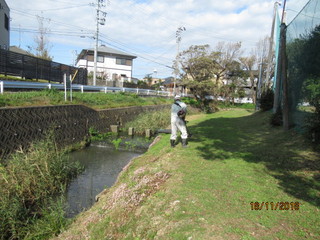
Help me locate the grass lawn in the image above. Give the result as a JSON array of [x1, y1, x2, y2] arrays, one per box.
[[53, 109, 320, 240]]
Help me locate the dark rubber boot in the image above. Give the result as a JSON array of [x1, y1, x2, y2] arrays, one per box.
[[170, 140, 175, 148], [182, 139, 188, 148]]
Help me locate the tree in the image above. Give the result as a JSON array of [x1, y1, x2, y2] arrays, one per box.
[[239, 55, 257, 103], [253, 36, 275, 92], [178, 43, 245, 110], [212, 41, 243, 84], [144, 74, 153, 86], [223, 60, 247, 104], [27, 15, 53, 61], [179, 45, 219, 111]]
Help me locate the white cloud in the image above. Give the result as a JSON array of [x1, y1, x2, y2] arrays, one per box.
[[7, 0, 310, 78]]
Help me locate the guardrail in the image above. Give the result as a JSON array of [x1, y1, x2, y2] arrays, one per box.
[[0, 80, 172, 97]]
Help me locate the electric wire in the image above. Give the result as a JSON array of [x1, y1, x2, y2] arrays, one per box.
[[11, 4, 89, 12], [9, 1, 273, 75]]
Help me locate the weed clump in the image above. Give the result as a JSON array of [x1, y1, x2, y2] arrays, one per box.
[[123, 110, 171, 135], [0, 135, 83, 240]]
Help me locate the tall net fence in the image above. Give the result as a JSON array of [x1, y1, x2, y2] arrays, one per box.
[[285, 0, 320, 136]]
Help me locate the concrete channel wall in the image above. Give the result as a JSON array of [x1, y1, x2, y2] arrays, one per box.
[[0, 104, 170, 158]]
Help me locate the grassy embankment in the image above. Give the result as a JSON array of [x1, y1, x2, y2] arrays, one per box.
[[53, 109, 320, 240], [0, 89, 172, 109]]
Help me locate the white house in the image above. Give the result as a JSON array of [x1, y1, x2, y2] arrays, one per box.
[[76, 45, 137, 86], [0, 0, 10, 50]]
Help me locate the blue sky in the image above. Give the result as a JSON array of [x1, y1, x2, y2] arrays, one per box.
[[8, 0, 309, 79]]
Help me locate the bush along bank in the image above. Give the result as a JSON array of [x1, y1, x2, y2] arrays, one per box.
[[0, 134, 84, 240]]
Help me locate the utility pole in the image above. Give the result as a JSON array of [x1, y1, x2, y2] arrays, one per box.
[[93, 0, 106, 86], [265, 1, 281, 89], [255, 59, 264, 111], [273, 0, 287, 113], [174, 26, 186, 95]]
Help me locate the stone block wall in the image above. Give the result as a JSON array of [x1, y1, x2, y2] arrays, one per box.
[[0, 104, 169, 158]]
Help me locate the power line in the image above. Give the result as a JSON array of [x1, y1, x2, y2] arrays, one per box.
[[11, 4, 89, 12], [98, 39, 173, 69]]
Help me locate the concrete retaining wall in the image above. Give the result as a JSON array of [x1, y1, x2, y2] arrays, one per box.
[[0, 104, 169, 158]]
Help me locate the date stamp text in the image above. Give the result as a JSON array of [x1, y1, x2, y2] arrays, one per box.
[[250, 202, 301, 210]]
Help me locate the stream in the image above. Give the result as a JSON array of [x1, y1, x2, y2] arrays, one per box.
[[65, 137, 151, 218]]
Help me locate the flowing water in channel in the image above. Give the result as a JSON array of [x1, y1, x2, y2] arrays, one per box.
[[65, 138, 151, 218]]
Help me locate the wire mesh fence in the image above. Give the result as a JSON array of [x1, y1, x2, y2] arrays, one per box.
[[275, 0, 320, 139]]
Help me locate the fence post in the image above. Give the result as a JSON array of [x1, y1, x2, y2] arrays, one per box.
[[281, 23, 290, 130], [147, 90, 150, 95], [105, 87, 107, 93], [81, 85, 84, 93], [0, 81, 3, 94], [64, 73, 67, 102], [122, 88, 125, 92], [136, 87, 139, 94], [48, 84, 52, 89], [70, 75, 73, 102]]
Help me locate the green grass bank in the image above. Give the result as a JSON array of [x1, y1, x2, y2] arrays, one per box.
[[0, 89, 172, 109], [52, 109, 320, 240]]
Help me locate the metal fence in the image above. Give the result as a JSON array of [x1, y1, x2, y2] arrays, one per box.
[[0, 48, 87, 85], [0, 80, 171, 96]]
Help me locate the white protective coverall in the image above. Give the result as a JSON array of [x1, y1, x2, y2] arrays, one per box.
[[170, 100, 188, 141]]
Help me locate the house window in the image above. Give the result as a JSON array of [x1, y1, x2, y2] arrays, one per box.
[[87, 55, 94, 61], [97, 55, 104, 63], [116, 58, 132, 66], [86, 55, 104, 62], [5, 14, 9, 31]]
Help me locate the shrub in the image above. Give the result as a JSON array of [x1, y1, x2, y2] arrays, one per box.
[[181, 97, 201, 108], [303, 78, 320, 143], [270, 108, 283, 126], [260, 88, 274, 111]]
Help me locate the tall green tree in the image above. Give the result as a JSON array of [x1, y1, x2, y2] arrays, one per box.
[[178, 43, 244, 110], [213, 41, 242, 84], [179, 45, 219, 111]]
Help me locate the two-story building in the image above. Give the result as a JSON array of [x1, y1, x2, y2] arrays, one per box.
[[0, 0, 10, 49], [76, 45, 137, 87]]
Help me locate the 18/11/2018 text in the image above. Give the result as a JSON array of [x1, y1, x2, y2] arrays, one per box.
[[250, 202, 300, 210]]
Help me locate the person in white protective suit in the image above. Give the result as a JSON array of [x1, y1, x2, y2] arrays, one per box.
[[170, 95, 188, 148]]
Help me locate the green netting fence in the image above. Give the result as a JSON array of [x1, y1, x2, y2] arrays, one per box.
[[275, 0, 320, 140]]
